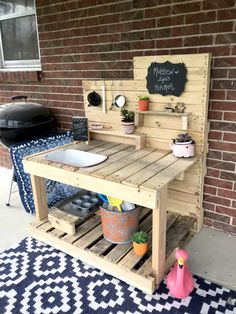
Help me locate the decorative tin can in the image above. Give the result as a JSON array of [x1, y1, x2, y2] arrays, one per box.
[[100, 206, 141, 244]]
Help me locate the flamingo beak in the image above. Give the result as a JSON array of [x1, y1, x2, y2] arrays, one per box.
[[178, 256, 184, 269]]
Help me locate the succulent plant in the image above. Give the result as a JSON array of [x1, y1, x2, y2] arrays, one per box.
[[174, 133, 193, 143], [131, 231, 148, 244], [138, 95, 149, 101], [120, 109, 134, 122]]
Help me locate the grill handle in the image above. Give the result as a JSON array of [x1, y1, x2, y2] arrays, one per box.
[[11, 95, 28, 102]]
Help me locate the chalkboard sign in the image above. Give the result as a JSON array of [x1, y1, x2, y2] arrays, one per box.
[[146, 61, 187, 96], [72, 117, 89, 142]]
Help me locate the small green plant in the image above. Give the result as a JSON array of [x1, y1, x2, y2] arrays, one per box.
[[131, 231, 148, 244], [174, 133, 193, 143], [120, 109, 134, 122], [138, 95, 149, 101]]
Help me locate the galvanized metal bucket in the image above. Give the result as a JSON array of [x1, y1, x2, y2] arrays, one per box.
[[100, 206, 141, 244]]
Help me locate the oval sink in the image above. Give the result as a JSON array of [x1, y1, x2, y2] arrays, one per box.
[[44, 149, 108, 168]]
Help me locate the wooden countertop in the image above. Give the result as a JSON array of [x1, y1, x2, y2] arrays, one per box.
[[23, 140, 198, 209]]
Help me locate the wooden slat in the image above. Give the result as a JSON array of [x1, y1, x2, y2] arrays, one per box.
[[37, 221, 53, 232], [74, 224, 103, 249], [136, 215, 195, 277], [62, 215, 101, 243], [106, 149, 169, 183], [83, 79, 207, 93], [89, 238, 113, 255], [48, 209, 80, 235], [78, 144, 133, 174], [122, 153, 177, 188], [166, 216, 195, 256], [141, 157, 198, 191], [91, 148, 155, 179], [133, 53, 210, 68], [119, 212, 178, 270], [50, 228, 66, 238], [29, 224, 155, 294]]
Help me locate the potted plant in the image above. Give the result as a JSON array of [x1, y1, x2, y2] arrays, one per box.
[[120, 109, 135, 134], [131, 231, 148, 256], [171, 133, 195, 157], [138, 95, 149, 111]]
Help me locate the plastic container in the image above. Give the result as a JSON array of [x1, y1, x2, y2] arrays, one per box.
[[100, 206, 141, 244]]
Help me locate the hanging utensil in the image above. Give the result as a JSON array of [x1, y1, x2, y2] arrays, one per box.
[[102, 81, 106, 114], [109, 81, 115, 110], [113, 81, 126, 109]]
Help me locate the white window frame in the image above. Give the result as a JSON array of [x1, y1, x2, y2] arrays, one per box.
[[0, 2, 41, 71]]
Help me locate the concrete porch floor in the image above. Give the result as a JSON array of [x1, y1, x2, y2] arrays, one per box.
[[0, 167, 235, 291]]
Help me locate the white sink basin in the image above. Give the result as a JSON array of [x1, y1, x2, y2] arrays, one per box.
[[44, 149, 108, 168]]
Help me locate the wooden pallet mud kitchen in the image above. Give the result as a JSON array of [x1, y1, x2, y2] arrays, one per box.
[[23, 53, 211, 294]]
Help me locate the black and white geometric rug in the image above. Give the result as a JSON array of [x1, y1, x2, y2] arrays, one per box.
[[0, 237, 235, 314]]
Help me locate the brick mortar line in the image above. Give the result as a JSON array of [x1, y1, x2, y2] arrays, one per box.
[[37, 0, 203, 18], [39, 18, 235, 32]]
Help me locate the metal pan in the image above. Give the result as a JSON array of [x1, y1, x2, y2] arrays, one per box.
[[114, 95, 126, 108]]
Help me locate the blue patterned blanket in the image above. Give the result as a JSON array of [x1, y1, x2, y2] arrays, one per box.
[[10, 131, 79, 214]]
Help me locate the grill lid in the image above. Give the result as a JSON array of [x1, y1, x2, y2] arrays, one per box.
[[0, 96, 53, 128]]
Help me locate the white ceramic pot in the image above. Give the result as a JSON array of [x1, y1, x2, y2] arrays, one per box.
[[122, 122, 135, 134], [171, 140, 195, 157]]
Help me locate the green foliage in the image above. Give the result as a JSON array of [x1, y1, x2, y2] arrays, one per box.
[[120, 109, 135, 122], [174, 133, 193, 143], [131, 231, 148, 244], [138, 95, 149, 101]]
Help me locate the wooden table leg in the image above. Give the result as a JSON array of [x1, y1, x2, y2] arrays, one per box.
[[30, 175, 48, 221], [152, 185, 167, 285]]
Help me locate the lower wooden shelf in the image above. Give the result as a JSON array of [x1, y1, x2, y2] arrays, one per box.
[[29, 208, 195, 294]]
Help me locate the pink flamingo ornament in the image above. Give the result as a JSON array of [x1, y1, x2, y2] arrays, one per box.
[[166, 249, 194, 299]]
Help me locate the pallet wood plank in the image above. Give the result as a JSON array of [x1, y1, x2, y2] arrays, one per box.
[[38, 221, 53, 232], [48, 209, 80, 235], [50, 228, 66, 238], [106, 150, 169, 183], [141, 157, 198, 191], [122, 153, 178, 188], [78, 144, 132, 174], [133, 54, 210, 68], [29, 224, 155, 294], [74, 224, 103, 249], [136, 215, 194, 277], [91, 148, 155, 179], [62, 215, 101, 243]]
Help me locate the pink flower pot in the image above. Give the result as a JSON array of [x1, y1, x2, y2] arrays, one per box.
[[171, 140, 195, 158], [122, 122, 135, 134]]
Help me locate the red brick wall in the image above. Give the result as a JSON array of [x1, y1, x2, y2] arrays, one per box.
[[0, 0, 235, 233]]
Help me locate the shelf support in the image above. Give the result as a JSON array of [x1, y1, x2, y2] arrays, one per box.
[[181, 115, 188, 130]]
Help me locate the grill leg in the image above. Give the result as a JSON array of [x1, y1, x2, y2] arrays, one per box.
[[6, 168, 16, 206]]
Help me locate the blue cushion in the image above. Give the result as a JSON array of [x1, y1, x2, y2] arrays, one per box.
[[10, 131, 79, 214]]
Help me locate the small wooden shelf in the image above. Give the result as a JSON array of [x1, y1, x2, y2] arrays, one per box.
[[135, 111, 190, 130], [29, 208, 195, 294], [89, 129, 146, 149]]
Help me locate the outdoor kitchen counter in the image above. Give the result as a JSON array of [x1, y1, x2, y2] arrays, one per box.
[[23, 139, 198, 294]]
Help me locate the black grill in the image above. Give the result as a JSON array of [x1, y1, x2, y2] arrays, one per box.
[[0, 95, 54, 147]]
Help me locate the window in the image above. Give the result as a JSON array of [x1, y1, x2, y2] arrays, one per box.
[[0, 0, 40, 70]]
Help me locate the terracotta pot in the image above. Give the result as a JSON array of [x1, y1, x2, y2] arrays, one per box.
[[121, 121, 135, 134], [133, 242, 148, 256], [138, 100, 149, 111], [171, 140, 195, 157]]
